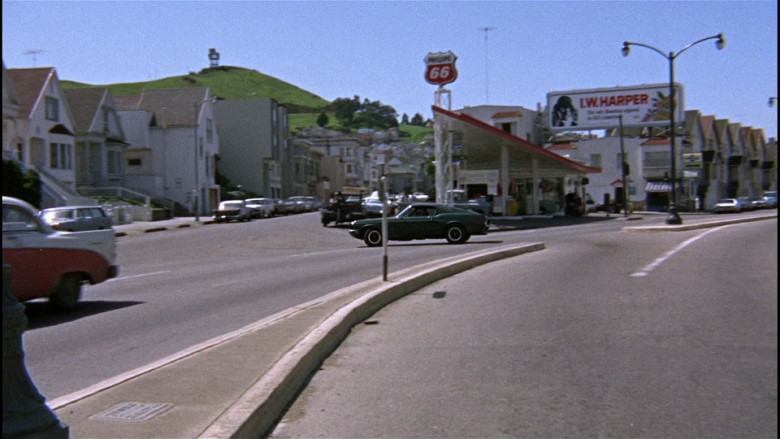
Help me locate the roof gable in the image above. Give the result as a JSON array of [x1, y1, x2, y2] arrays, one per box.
[[7, 67, 53, 118], [136, 87, 210, 126], [63, 87, 106, 132]]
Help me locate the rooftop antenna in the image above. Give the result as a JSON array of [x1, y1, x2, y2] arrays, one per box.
[[478, 27, 496, 103], [24, 49, 46, 66]]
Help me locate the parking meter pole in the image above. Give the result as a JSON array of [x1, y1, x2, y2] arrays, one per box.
[[2, 263, 69, 439]]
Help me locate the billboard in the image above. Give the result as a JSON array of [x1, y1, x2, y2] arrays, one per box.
[[547, 83, 684, 130]]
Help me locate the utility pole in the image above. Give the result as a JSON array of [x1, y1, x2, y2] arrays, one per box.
[[478, 27, 496, 103]]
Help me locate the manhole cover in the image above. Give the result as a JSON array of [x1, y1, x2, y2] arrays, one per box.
[[90, 402, 173, 422]]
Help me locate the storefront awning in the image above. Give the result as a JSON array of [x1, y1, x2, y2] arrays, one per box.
[[645, 182, 672, 193]]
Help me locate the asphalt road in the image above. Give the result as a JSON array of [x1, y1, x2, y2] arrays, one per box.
[[271, 219, 778, 437], [20, 212, 629, 401]]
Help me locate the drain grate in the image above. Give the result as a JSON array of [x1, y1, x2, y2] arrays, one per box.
[[90, 402, 173, 422]]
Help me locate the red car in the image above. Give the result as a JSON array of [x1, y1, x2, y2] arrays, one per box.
[[3, 196, 119, 309]]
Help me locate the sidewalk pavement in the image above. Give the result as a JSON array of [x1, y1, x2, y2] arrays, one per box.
[[48, 211, 776, 438]]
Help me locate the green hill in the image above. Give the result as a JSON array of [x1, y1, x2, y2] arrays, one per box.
[[60, 65, 330, 113], [60, 65, 433, 138]]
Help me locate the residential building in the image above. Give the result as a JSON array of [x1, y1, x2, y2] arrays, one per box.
[[307, 133, 367, 192], [63, 87, 127, 190], [212, 98, 290, 199], [5, 66, 94, 207], [117, 87, 220, 216]]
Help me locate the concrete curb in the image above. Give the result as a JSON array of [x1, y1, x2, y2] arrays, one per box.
[[623, 213, 776, 232], [198, 242, 545, 438]]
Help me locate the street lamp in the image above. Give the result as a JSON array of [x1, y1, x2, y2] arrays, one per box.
[[622, 33, 725, 224]]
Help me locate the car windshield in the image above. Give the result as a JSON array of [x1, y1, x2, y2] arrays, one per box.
[[719, 199, 736, 203]]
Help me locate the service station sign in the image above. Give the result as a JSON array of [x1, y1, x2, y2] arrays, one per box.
[[547, 83, 684, 130], [424, 51, 458, 86]]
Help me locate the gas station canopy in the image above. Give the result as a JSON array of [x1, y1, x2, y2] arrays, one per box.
[[433, 106, 601, 179]]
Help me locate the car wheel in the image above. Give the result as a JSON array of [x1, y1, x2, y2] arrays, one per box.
[[445, 224, 469, 244], [363, 228, 383, 247], [51, 273, 82, 310]]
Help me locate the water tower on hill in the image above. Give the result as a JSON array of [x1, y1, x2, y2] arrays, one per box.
[[208, 48, 220, 67]]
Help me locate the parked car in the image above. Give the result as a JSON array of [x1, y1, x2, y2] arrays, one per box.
[[273, 199, 289, 216], [762, 190, 777, 208], [3, 196, 119, 309], [749, 196, 767, 210], [245, 198, 275, 218], [213, 200, 251, 223], [284, 197, 305, 214], [363, 198, 389, 218], [737, 197, 754, 211], [287, 196, 318, 212], [347, 202, 489, 247], [713, 198, 741, 213], [41, 205, 113, 231]]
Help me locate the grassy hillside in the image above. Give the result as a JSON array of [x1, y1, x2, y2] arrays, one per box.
[[61, 66, 330, 112], [61, 65, 433, 139]]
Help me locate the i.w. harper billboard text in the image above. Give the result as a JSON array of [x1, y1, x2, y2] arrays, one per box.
[[547, 83, 684, 131]]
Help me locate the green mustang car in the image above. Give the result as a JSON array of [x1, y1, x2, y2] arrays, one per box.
[[348, 203, 489, 247]]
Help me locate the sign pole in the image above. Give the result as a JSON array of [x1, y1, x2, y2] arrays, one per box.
[[619, 114, 628, 218], [379, 175, 388, 281], [426, 51, 458, 206]]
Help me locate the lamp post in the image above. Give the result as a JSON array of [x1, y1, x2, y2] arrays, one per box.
[[622, 33, 725, 225]]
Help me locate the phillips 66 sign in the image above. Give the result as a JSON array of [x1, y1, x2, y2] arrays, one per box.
[[424, 51, 458, 86]]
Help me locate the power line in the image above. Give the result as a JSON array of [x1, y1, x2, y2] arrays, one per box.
[[478, 27, 496, 103]]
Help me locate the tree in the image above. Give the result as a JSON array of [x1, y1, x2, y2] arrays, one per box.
[[332, 95, 398, 130], [411, 112, 425, 126], [332, 95, 361, 128], [316, 111, 329, 127], [2, 160, 41, 208], [402, 113, 409, 125]]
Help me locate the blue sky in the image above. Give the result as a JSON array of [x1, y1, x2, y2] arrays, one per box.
[[3, 1, 777, 139]]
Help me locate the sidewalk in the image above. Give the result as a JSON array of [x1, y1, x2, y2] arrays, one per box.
[[48, 211, 776, 438]]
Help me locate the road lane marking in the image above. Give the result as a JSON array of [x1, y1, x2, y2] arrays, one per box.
[[631, 226, 726, 277], [109, 271, 170, 281]]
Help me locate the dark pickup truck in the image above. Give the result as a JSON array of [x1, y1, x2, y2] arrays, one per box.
[[320, 191, 367, 226]]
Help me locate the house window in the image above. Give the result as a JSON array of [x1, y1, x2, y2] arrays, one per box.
[[128, 158, 142, 166], [45, 97, 59, 121], [49, 143, 72, 169], [49, 143, 58, 167], [107, 150, 121, 175]]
